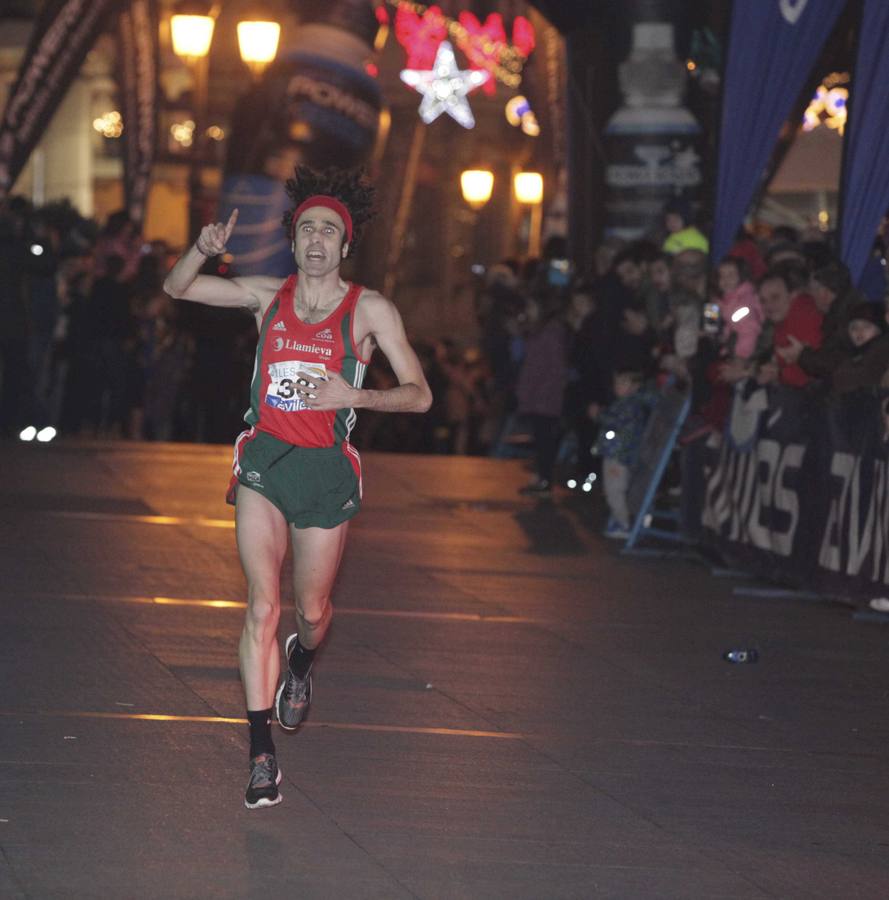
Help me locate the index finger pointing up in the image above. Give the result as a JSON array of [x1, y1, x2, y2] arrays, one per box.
[[224, 208, 239, 240]]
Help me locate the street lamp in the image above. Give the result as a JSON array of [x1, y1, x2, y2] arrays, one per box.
[[460, 169, 494, 210], [170, 5, 215, 62], [459, 169, 494, 275], [237, 15, 281, 79], [170, 3, 280, 241], [170, 2, 216, 241], [514, 171, 543, 257]]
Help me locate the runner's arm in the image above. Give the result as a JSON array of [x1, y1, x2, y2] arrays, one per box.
[[163, 209, 277, 312], [163, 248, 274, 313], [353, 293, 432, 413]]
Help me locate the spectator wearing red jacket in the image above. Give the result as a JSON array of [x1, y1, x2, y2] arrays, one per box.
[[778, 260, 865, 381], [759, 267, 823, 387]]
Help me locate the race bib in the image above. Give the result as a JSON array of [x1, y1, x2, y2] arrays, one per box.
[[264, 360, 328, 412]]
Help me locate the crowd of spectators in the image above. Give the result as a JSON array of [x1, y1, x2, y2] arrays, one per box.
[[2, 194, 888, 540], [0, 197, 258, 444], [403, 200, 889, 538]]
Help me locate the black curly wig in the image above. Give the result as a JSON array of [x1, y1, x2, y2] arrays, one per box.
[[283, 165, 376, 258]]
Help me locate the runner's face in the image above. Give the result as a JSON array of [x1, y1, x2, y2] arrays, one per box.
[[293, 206, 348, 275]]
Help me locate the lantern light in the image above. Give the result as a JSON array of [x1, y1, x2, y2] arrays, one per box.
[[514, 171, 543, 205], [170, 7, 215, 61], [460, 170, 494, 209], [237, 19, 281, 77]]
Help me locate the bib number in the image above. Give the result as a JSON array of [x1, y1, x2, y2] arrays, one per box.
[[265, 360, 327, 412]]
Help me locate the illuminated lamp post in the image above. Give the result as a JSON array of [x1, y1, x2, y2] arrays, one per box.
[[460, 169, 494, 210], [514, 171, 543, 257], [459, 168, 494, 275], [171, 3, 280, 242], [170, 1, 216, 241], [237, 9, 281, 79]]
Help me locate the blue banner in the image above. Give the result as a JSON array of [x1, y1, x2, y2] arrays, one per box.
[[711, 0, 845, 263], [839, 0, 889, 285]]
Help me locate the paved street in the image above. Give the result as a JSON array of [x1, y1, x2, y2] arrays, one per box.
[[1, 439, 888, 899]]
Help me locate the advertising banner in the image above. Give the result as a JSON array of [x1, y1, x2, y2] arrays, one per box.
[[699, 385, 889, 599]]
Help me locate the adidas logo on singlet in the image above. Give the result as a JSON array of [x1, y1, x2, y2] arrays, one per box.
[[315, 328, 334, 341], [273, 321, 287, 331]]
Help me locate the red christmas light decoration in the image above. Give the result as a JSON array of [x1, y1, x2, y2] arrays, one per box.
[[391, 2, 534, 91], [395, 4, 448, 69], [456, 12, 535, 95]]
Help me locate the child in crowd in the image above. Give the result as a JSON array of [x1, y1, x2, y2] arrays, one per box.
[[829, 302, 889, 396], [714, 256, 763, 359], [593, 370, 658, 539], [692, 257, 766, 431]]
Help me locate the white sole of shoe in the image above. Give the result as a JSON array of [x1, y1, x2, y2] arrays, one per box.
[[245, 767, 283, 810]]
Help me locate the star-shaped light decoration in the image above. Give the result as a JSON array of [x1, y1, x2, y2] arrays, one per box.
[[400, 40, 490, 129]]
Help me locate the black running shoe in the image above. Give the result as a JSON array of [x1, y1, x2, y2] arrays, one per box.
[[244, 753, 282, 810], [275, 633, 313, 732]]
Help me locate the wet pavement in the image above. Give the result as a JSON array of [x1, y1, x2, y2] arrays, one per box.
[[1, 439, 888, 899]]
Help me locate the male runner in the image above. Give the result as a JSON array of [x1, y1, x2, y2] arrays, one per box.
[[164, 168, 432, 809]]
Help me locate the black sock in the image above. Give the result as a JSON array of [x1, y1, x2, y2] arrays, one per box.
[[247, 708, 275, 759], [288, 636, 317, 680]]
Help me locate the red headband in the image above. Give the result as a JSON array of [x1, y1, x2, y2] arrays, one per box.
[[292, 195, 353, 243]]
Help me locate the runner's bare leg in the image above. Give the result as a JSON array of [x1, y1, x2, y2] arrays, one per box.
[[236, 487, 289, 708], [289, 521, 350, 650]]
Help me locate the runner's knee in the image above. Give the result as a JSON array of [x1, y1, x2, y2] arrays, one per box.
[[245, 587, 280, 636], [296, 599, 331, 630]]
